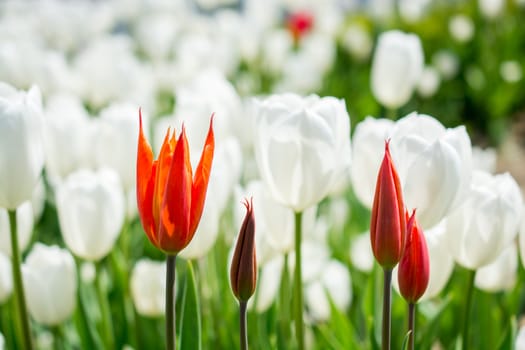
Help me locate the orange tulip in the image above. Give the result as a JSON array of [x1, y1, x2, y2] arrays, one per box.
[[136, 110, 214, 254]]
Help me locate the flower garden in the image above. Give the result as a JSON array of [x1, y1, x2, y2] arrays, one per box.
[[0, 0, 525, 349]]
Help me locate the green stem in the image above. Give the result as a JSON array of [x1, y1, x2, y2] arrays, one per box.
[[95, 263, 114, 350], [278, 254, 291, 348], [293, 211, 304, 350], [386, 108, 398, 120], [166, 254, 177, 350], [8, 210, 33, 350], [407, 303, 415, 350], [382, 268, 392, 350], [52, 325, 65, 350], [239, 301, 248, 350], [462, 269, 476, 350]]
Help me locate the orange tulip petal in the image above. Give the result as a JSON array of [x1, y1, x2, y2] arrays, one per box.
[[153, 128, 176, 232], [136, 110, 158, 246], [189, 117, 215, 237]]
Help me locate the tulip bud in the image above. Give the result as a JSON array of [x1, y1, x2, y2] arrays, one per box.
[[397, 210, 430, 303], [370, 141, 406, 268], [230, 198, 257, 302], [286, 11, 314, 43], [130, 259, 166, 317], [22, 243, 77, 326]]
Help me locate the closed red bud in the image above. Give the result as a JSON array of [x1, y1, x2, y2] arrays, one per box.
[[370, 140, 406, 269], [230, 198, 257, 302], [398, 209, 430, 303]]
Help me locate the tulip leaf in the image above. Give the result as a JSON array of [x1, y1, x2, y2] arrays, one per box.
[[179, 260, 202, 350], [401, 330, 411, 350], [497, 316, 517, 350]]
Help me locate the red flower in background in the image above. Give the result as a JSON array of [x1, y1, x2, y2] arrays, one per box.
[[286, 11, 314, 43]]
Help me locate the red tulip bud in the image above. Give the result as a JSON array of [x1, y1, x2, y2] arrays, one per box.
[[370, 140, 406, 268], [398, 209, 430, 303], [286, 11, 314, 43], [230, 198, 257, 302]]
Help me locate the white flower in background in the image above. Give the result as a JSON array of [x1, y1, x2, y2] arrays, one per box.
[[446, 171, 523, 269], [432, 50, 460, 80], [0, 331, 4, 350], [449, 15, 475, 43], [80, 261, 96, 284], [56, 168, 125, 261], [500, 61, 523, 83], [22, 243, 77, 326], [261, 29, 294, 75], [479, 0, 505, 19], [350, 117, 395, 209], [398, 0, 431, 22], [417, 66, 441, 98], [390, 113, 472, 229], [134, 13, 180, 61], [0, 42, 43, 89], [174, 69, 243, 147], [349, 232, 374, 273], [0, 202, 34, 257], [94, 102, 143, 192], [253, 93, 351, 212], [44, 93, 92, 183], [341, 24, 373, 61], [475, 243, 518, 292], [131, 259, 166, 317], [472, 146, 497, 173], [0, 252, 12, 303], [305, 260, 352, 322], [518, 207, 525, 268], [370, 30, 424, 109], [248, 255, 284, 313], [274, 53, 324, 94], [178, 201, 220, 260], [367, 0, 396, 21], [0, 83, 44, 210], [73, 35, 155, 110]]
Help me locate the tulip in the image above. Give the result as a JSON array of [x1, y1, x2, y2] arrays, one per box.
[[398, 210, 429, 350], [56, 168, 125, 262], [253, 93, 351, 212], [286, 11, 314, 43], [370, 30, 423, 110], [350, 232, 374, 273], [370, 141, 406, 268], [516, 325, 525, 350], [370, 140, 405, 350], [390, 112, 472, 229], [22, 243, 77, 326], [0, 83, 44, 210], [0, 202, 34, 257], [130, 259, 166, 317], [230, 198, 257, 302], [230, 198, 256, 350], [136, 110, 214, 350], [446, 171, 522, 270], [398, 210, 429, 303]]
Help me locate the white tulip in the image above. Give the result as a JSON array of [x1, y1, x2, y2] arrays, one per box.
[[417, 66, 441, 98], [0, 201, 34, 256], [56, 168, 125, 261], [432, 50, 460, 80], [341, 24, 373, 61], [390, 112, 472, 229], [130, 259, 166, 317], [516, 325, 525, 350], [472, 146, 497, 173], [0, 83, 44, 210], [446, 171, 523, 269], [253, 93, 351, 212], [94, 102, 144, 191], [370, 30, 424, 109], [0, 252, 12, 303], [517, 206, 525, 268], [449, 15, 475, 43], [0, 331, 3, 350], [248, 255, 284, 313], [479, 0, 505, 19], [475, 243, 517, 292], [178, 201, 220, 260], [350, 117, 395, 208], [22, 243, 77, 326]]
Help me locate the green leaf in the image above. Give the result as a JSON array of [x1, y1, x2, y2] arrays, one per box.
[[401, 330, 412, 350], [497, 316, 517, 350], [179, 261, 202, 350]]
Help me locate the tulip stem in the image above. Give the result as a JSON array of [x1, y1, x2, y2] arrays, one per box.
[[239, 300, 248, 350], [8, 210, 33, 350], [166, 254, 177, 350], [293, 211, 304, 350], [95, 263, 114, 350], [407, 302, 416, 350], [386, 108, 397, 120], [462, 269, 476, 350], [382, 268, 392, 350], [52, 325, 65, 350]]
